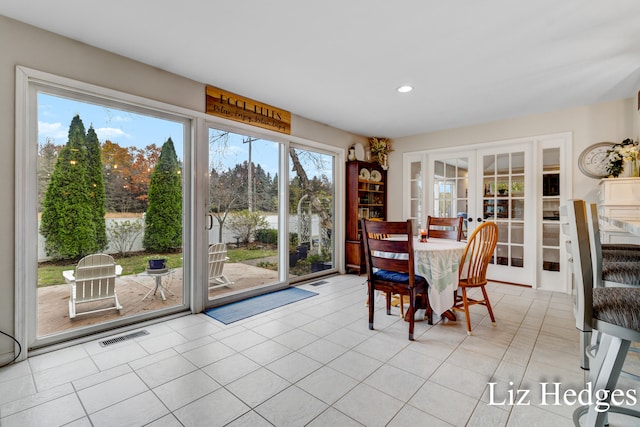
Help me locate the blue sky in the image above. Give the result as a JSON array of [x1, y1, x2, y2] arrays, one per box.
[[37, 92, 330, 180], [38, 92, 185, 161]]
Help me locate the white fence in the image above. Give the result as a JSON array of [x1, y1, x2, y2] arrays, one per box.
[[38, 214, 323, 261]]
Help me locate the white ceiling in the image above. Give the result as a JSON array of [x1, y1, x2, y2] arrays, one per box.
[[2, 0, 640, 138]]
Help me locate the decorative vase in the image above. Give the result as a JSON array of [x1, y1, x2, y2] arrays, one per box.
[[622, 159, 639, 177], [348, 147, 356, 161]]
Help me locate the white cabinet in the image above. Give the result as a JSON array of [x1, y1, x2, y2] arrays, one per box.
[[597, 178, 640, 244]]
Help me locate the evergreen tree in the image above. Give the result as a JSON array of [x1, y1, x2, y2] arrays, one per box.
[[86, 126, 107, 250], [40, 115, 97, 259], [143, 138, 182, 252]]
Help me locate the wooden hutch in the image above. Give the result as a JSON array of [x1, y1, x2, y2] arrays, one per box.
[[345, 160, 387, 273]]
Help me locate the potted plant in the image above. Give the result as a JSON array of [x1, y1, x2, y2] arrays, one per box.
[[147, 256, 167, 270], [307, 254, 325, 272], [368, 137, 393, 170], [606, 138, 639, 177], [289, 233, 299, 267]]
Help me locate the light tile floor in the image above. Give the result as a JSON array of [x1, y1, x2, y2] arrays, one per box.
[[1, 275, 638, 426]]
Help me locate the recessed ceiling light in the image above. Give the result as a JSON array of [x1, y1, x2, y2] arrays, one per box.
[[397, 85, 413, 93]]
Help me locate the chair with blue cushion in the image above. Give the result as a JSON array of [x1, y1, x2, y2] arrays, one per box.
[[362, 219, 429, 340]]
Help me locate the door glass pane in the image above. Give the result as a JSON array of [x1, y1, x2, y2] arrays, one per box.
[[542, 147, 561, 273], [543, 223, 560, 246], [511, 223, 524, 244], [483, 151, 525, 268], [496, 154, 510, 175], [409, 161, 423, 229], [543, 248, 560, 271], [288, 147, 335, 278], [207, 130, 280, 299], [37, 92, 187, 338], [511, 246, 524, 267], [496, 244, 509, 265], [511, 200, 524, 220], [432, 158, 468, 234]]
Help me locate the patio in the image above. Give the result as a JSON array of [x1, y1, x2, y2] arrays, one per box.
[[37, 262, 279, 336]]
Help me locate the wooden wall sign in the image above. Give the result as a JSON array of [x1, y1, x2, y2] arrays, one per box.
[[206, 85, 291, 134]]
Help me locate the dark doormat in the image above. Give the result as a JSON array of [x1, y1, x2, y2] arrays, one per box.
[[204, 287, 318, 324]]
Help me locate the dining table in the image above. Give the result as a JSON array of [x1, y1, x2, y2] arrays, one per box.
[[600, 215, 640, 237], [412, 237, 467, 321]]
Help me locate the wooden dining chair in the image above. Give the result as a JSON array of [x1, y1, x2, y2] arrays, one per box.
[[361, 219, 430, 340], [426, 215, 463, 241], [565, 199, 640, 426], [452, 221, 498, 335]]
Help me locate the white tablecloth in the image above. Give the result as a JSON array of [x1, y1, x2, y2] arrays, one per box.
[[413, 238, 466, 317]]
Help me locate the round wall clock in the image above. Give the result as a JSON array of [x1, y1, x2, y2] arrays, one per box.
[[578, 142, 613, 179]]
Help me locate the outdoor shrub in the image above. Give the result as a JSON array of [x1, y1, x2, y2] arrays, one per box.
[[289, 232, 299, 249], [255, 228, 277, 244], [107, 219, 143, 256], [40, 115, 106, 259], [143, 138, 182, 252], [227, 210, 269, 244]]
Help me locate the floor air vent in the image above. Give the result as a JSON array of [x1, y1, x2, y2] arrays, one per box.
[[99, 330, 149, 347], [309, 280, 329, 286]]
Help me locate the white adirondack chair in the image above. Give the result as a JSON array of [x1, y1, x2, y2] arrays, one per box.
[[208, 243, 233, 290], [63, 254, 123, 319]]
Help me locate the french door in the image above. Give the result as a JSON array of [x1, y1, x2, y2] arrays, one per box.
[[405, 134, 570, 290], [475, 144, 534, 285], [418, 143, 534, 285]]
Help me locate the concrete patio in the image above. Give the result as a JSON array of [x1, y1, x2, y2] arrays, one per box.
[[37, 262, 279, 337]]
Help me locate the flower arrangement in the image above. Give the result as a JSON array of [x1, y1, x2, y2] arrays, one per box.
[[368, 137, 393, 170], [606, 138, 639, 177]]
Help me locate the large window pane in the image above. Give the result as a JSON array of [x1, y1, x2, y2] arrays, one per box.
[[37, 91, 187, 337], [207, 130, 280, 299]]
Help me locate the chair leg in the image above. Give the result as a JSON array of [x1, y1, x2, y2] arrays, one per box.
[[408, 289, 416, 341], [461, 288, 472, 335], [579, 330, 593, 370], [575, 334, 631, 427], [368, 283, 375, 330], [480, 286, 496, 326], [386, 292, 392, 315]]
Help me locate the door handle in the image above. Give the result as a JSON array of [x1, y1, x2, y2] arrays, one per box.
[[476, 218, 483, 223], [206, 213, 213, 230]]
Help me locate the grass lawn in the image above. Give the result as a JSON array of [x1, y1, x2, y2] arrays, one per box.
[[38, 247, 277, 287]]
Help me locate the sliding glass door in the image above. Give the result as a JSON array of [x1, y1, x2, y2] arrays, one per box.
[[206, 128, 284, 303], [288, 145, 336, 280], [205, 129, 337, 305], [20, 76, 191, 351]]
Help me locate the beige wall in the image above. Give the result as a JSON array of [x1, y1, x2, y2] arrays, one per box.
[[0, 16, 357, 361], [1, 14, 638, 360], [386, 98, 638, 220]]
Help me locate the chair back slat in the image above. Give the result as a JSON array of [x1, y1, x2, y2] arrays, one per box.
[[426, 215, 463, 241], [75, 254, 117, 299], [362, 219, 416, 284], [565, 199, 594, 333], [585, 202, 605, 288], [208, 243, 228, 277]]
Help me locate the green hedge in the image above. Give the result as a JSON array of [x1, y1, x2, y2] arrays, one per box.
[[255, 228, 278, 244]]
